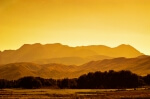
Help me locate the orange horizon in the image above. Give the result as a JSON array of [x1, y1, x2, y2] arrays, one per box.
[[0, 0, 150, 55]]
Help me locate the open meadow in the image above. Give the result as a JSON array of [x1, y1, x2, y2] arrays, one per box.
[[1, 89, 150, 99]]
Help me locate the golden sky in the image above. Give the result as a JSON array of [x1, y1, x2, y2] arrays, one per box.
[[0, 0, 150, 55]]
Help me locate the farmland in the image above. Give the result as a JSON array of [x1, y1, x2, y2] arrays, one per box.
[[1, 89, 150, 99]]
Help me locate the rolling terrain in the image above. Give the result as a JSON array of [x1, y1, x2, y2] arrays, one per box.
[[0, 55, 150, 80]]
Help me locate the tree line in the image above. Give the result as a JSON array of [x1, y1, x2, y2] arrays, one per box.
[[0, 70, 150, 89]]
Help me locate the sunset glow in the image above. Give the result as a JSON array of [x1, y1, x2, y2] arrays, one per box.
[[0, 0, 150, 55]]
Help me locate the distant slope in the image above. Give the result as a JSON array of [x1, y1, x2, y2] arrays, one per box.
[[0, 63, 41, 80], [79, 55, 150, 76], [0, 55, 150, 80], [33, 55, 112, 65], [0, 62, 78, 80], [0, 43, 143, 64]]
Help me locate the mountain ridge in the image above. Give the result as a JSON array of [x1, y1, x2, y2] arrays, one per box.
[[0, 43, 143, 65]]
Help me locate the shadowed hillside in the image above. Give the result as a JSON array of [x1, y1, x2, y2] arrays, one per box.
[[79, 55, 150, 76], [0, 43, 143, 65], [33, 55, 112, 65], [0, 62, 78, 80], [0, 55, 149, 80]]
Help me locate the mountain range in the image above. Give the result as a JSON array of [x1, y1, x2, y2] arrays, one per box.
[[0, 43, 143, 65], [0, 43, 147, 80]]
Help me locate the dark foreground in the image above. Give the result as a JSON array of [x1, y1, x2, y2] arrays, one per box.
[[0, 89, 150, 99]]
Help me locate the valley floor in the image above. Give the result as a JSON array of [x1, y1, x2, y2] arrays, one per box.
[[0, 88, 150, 99]]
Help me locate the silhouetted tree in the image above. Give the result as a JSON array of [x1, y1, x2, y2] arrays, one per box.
[[0, 70, 146, 89], [143, 74, 150, 85], [0, 79, 8, 88], [77, 70, 143, 89], [17, 76, 42, 89]]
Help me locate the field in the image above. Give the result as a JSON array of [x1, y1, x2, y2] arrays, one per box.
[[1, 88, 150, 99]]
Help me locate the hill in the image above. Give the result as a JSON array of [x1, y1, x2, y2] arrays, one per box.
[[0, 43, 143, 65], [79, 55, 150, 76], [0, 62, 78, 80], [0, 55, 150, 80]]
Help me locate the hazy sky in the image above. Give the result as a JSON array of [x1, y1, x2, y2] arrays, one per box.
[[0, 0, 150, 55]]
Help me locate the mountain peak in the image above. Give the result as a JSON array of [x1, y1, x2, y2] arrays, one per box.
[[33, 43, 42, 46], [45, 43, 65, 46], [19, 43, 42, 49], [112, 44, 143, 58], [115, 44, 140, 51], [116, 44, 133, 48]]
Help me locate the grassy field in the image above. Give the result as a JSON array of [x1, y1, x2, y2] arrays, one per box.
[[1, 88, 150, 99]]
